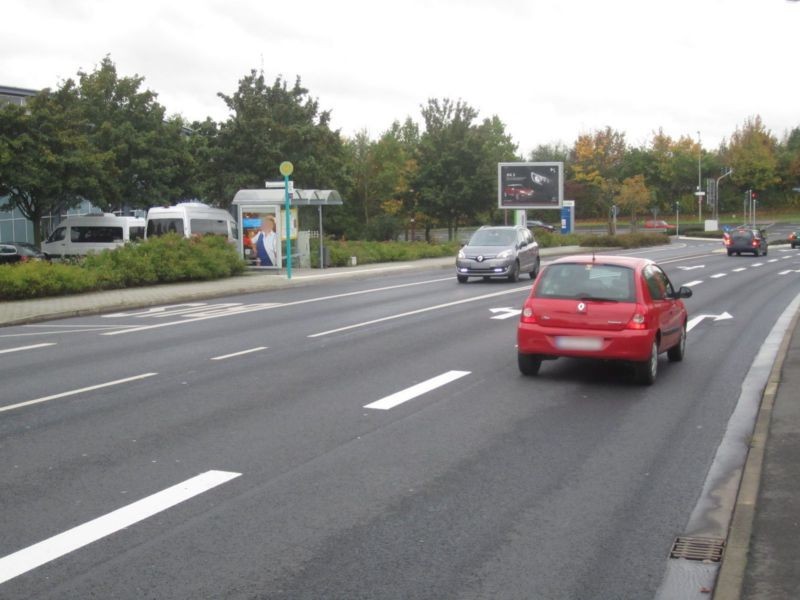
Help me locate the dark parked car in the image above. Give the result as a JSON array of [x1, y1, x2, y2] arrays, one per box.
[[723, 227, 768, 256], [0, 242, 46, 265], [456, 225, 540, 283], [526, 219, 556, 232], [517, 255, 692, 385]]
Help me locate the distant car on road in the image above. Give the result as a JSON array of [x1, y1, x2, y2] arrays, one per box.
[[526, 219, 556, 232], [456, 225, 540, 283], [723, 227, 768, 256], [0, 242, 46, 265], [517, 255, 692, 385], [644, 220, 671, 229]]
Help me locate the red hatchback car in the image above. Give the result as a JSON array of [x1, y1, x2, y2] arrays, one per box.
[[517, 255, 692, 385]]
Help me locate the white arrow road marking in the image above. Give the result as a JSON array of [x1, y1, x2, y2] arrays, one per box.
[[686, 312, 733, 333], [364, 370, 471, 410], [103, 303, 207, 318], [0, 470, 241, 585], [677, 265, 705, 271], [490, 307, 522, 320], [0, 373, 158, 414], [309, 286, 530, 338], [684, 280, 704, 287], [211, 347, 268, 361], [0, 343, 56, 355]]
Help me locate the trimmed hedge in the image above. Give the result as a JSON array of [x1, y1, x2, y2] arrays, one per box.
[[311, 239, 460, 267], [0, 234, 246, 301]]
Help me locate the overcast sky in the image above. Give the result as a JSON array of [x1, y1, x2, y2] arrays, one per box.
[[2, 0, 797, 156]]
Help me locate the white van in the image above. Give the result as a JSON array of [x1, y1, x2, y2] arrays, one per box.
[[145, 202, 238, 242], [42, 214, 146, 258]]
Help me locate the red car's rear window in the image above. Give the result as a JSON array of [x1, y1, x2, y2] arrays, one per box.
[[535, 263, 636, 302]]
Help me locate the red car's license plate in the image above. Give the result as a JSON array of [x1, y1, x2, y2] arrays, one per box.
[[555, 336, 603, 351]]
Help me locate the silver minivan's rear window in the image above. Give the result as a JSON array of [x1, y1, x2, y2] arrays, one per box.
[[535, 263, 636, 302], [147, 219, 185, 236]]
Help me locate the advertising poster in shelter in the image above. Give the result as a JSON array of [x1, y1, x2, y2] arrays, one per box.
[[241, 207, 280, 268]]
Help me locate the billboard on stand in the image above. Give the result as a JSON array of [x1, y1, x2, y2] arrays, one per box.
[[498, 162, 564, 210]]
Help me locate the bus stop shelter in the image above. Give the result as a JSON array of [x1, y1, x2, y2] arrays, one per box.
[[232, 188, 343, 269]]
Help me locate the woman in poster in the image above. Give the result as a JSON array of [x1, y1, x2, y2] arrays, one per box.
[[253, 216, 278, 267]]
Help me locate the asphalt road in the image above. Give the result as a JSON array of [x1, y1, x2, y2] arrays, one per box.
[[1, 237, 799, 599]]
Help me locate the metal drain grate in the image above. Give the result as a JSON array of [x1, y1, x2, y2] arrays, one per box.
[[670, 536, 725, 562]]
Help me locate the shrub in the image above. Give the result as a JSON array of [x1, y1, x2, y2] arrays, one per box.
[[311, 239, 460, 267], [0, 235, 246, 301], [577, 232, 670, 248], [0, 261, 97, 300]]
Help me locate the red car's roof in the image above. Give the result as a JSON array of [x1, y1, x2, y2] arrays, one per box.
[[547, 254, 655, 269]]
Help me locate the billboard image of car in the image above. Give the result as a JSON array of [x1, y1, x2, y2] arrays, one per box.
[[498, 162, 563, 209]]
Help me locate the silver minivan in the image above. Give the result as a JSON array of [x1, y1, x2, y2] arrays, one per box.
[[41, 214, 146, 258], [456, 225, 540, 283]]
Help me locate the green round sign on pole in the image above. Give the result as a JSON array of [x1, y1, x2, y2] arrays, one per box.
[[279, 161, 294, 177]]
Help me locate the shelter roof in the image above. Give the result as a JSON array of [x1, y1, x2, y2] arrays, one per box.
[[232, 189, 343, 206]]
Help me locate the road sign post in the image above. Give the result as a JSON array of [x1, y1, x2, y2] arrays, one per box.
[[279, 161, 294, 279]]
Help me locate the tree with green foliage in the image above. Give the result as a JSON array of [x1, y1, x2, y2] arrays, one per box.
[[414, 99, 516, 239], [206, 71, 345, 207], [639, 130, 703, 216], [617, 174, 651, 227], [776, 127, 800, 207], [0, 82, 111, 245], [724, 116, 780, 201], [528, 142, 570, 164], [570, 126, 627, 226], [76, 56, 194, 210]]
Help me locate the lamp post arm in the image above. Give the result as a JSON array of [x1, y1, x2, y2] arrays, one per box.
[[714, 169, 733, 221]]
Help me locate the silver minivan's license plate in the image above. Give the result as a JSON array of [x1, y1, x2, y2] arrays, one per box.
[[555, 336, 603, 351]]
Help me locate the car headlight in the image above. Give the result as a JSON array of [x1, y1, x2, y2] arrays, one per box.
[[497, 249, 513, 259], [458, 249, 466, 258]]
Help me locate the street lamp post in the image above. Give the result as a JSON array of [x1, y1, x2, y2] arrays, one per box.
[[692, 131, 707, 225], [714, 168, 733, 221]]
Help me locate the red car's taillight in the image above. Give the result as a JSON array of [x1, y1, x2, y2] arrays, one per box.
[[521, 305, 536, 324], [626, 305, 648, 330]]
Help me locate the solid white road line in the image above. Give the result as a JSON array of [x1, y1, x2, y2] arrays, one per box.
[[0, 470, 241, 585], [364, 370, 471, 410], [0, 343, 56, 355], [210, 347, 268, 361], [0, 373, 158, 414], [309, 286, 530, 338]]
